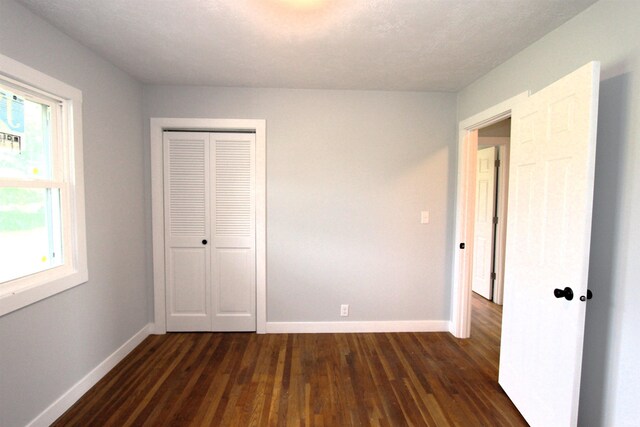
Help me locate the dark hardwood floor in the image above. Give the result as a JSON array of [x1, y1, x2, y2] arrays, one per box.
[[53, 294, 526, 426]]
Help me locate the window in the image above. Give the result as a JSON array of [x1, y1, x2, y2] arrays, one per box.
[[1, 87, 62, 283], [0, 54, 87, 316]]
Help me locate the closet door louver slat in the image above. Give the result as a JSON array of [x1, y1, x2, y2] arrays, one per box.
[[168, 141, 207, 237], [215, 140, 252, 237]]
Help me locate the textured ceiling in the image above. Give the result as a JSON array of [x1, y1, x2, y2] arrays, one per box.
[[16, 0, 597, 91]]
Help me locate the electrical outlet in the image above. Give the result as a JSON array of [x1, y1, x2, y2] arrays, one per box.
[[421, 211, 430, 224], [340, 304, 349, 317]]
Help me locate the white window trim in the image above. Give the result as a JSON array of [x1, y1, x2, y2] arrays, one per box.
[[0, 53, 87, 317]]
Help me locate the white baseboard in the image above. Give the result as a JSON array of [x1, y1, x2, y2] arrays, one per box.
[[27, 323, 152, 427], [265, 320, 450, 334]]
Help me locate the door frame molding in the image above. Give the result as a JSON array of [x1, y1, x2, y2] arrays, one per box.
[[150, 118, 267, 334], [451, 93, 527, 338]]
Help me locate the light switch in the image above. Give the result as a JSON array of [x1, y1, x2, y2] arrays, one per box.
[[421, 211, 430, 224]]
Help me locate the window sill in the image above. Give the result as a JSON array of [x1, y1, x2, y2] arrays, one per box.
[[0, 267, 88, 317]]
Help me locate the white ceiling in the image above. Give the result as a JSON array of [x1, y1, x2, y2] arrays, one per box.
[[16, 0, 597, 91]]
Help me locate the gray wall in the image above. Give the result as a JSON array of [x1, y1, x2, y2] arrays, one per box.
[[0, 1, 147, 426], [143, 87, 457, 322], [458, 1, 640, 425]]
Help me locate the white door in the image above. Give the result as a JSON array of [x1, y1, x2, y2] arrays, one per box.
[[164, 132, 212, 331], [472, 146, 496, 300], [499, 62, 600, 426], [211, 133, 256, 331], [164, 132, 256, 332]]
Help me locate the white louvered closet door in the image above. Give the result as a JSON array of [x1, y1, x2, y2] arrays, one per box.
[[211, 133, 256, 331], [164, 131, 256, 332], [164, 132, 212, 331]]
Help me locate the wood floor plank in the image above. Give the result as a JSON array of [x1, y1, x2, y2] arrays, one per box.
[[52, 294, 527, 426]]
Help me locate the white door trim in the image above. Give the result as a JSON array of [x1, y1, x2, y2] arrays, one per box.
[[451, 93, 527, 338], [150, 118, 267, 334]]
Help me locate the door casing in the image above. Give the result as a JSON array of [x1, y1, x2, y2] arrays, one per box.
[[150, 118, 267, 334]]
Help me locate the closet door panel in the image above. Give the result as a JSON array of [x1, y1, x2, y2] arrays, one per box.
[[164, 132, 212, 331], [212, 133, 256, 331], [215, 249, 253, 311]]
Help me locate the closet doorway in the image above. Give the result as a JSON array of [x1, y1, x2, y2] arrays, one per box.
[[164, 131, 256, 332], [150, 118, 266, 334]]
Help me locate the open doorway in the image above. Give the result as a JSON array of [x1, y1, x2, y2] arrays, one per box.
[[469, 118, 511, 358], [472, 119, 510, 306], [450, 92, 528, 340]]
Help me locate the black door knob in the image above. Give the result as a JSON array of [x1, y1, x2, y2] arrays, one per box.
[[554, 287, 574, 301], [202, 239, 208, 245]]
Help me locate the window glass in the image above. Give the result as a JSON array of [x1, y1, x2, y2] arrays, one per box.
[[1, 84, 61, 284], [0, 88, 53, 180], [0, 187, 63, 283]]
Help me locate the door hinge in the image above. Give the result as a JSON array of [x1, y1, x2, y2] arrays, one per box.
[[493, 216, 498, 224], [495, 159, 501, 168], [490, 272, 497, 280]]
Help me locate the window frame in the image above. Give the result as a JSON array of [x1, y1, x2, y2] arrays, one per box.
[[0, 53, 87, 317]]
